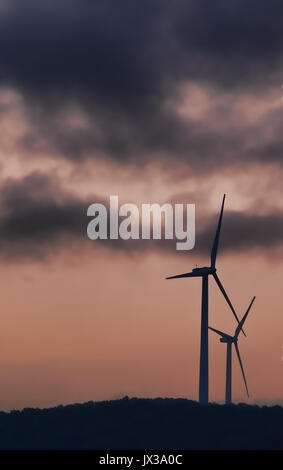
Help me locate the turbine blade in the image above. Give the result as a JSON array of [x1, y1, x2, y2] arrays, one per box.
[[210, 194, 226, 269], [213, 272, 246, 336], [208, 326, 232, 341], [166, 271, 200, 279], [234, 343, 249, 397], [235, 296, 256, 339]]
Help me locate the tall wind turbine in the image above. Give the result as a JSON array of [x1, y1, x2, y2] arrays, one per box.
[[166, 195, 242, 405], [209, 296, 256, 404]]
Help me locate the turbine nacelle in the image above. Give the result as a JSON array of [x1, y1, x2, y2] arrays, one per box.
[[220, 336, 234, 344], [192, 266, 216, 275]]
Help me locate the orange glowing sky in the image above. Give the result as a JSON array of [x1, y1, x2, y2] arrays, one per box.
[[0, 169, 281, 411]]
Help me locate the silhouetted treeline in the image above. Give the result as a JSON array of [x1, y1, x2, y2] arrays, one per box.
[[0, 397, 282, 449]]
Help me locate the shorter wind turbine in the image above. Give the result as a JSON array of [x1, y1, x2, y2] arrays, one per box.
[[209, 296, 256, 405]]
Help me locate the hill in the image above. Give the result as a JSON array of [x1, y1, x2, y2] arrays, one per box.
[[0, 397, 282, 450]]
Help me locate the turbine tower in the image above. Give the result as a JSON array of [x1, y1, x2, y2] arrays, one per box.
[[209, 296, 256, 404], [166, 195, 242, 405]]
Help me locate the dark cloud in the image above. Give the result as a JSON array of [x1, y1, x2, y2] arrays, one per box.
[[0, 172, 282, 261], [197, 211, 283, 258], [0, 1, 282, 167], [0, 173, 87, 259]]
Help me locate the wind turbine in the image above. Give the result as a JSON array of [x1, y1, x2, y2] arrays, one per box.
[[166, 195, 242, 405], [209, 296, 256, 405]]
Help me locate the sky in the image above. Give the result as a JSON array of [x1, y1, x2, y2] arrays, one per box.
[[0, 0, 282, 410]]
